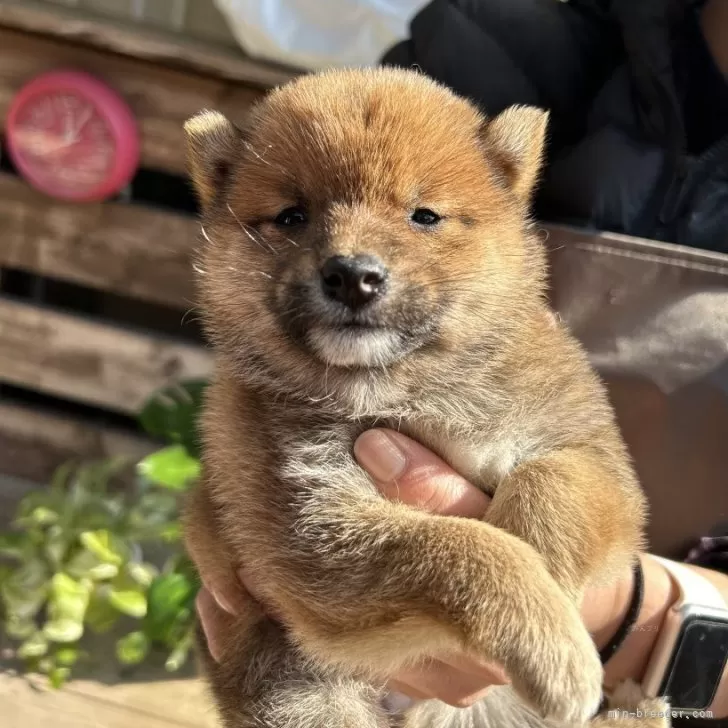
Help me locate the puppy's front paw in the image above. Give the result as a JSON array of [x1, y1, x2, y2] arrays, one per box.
[[500, 596, 603, 724], [596, 679, 671, 727], [522, 624, 603, 724]]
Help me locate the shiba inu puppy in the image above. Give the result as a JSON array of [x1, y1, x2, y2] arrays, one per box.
[[183, 67, 668, 728]]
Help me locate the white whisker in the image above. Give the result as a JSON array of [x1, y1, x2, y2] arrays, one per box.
[[200, 224, 213, 245], [227, 204, 277, 255]]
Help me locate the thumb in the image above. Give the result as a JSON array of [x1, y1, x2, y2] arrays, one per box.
[[354, 430, 491, 518]]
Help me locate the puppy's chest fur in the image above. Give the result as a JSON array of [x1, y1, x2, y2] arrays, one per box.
[[422, 434, 523, 493], [275, 401, 539, 499]]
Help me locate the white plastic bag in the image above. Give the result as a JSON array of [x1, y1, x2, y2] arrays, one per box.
[[213, 0, 428, 70]]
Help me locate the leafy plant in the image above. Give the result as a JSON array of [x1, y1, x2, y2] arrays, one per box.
[[0, 380, 207, 687]]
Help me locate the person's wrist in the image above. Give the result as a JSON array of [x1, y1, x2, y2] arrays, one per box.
[[582, 554, 678, 689], [602, 554, 678, 688]]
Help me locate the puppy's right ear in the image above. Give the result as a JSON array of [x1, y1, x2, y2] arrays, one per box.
[[184, 110, 243, 210]]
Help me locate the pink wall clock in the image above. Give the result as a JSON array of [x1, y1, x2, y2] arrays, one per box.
[[6, 70, 140, 203]]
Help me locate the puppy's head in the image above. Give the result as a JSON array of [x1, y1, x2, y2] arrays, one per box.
[[185, 68, 547, 393]]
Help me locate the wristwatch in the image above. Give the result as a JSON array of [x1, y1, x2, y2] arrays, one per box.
[[642, 556, 728, 716]]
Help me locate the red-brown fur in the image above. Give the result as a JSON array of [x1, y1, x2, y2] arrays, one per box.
[[183, 68, 668, 728]]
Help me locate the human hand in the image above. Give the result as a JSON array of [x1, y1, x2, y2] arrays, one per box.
[[195, 429, 643, 706], [196, 428, 509, 707]]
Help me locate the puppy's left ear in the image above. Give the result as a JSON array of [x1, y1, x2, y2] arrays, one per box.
[[480, 106, 549, 204], [184, 110, 244, 210]]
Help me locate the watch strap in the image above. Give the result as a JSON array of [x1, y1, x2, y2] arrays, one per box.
[[652, 555, 726, 610], [599, 561, 644, 664]]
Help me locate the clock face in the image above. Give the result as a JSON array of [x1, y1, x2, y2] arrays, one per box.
[[12, 91, 115, 192], [6, 71, 140, 203]]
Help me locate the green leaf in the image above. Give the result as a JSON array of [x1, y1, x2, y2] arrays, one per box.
[[144, 572, 196, 642], [127, 562, 158, 588], [126, 492, 179, 539], [165, 627, 193, 672], [38, 656, 55, 674], [138, 380, 207, 456], [43, 618, 83, 643], [66, 549, 118, 581], [136, 491, 178, 518], [88, 563, 119, 580], [116, 631, 150, 665], [159, 523, 182, 543], [164, 553, 199, 583], [15, 489, 64, 527], [54, 646, 81, 667], [108, 589, 147, 618], [137, 446, 200, 491], [61, 470, 94, 523], [0, 563, 15, 589], [48, 573, 90, 624], [5, 616, 37, 639], [28, 506, 59, 526], [60, 462, 124, 529], [0, 532, 29, 560], [1, 559, 49, 620], [44, 525, 69, 568], [85, 591, 119, 634], [17, 632, 48, 659], [5, 556, 47, 588], [49, 666, 71, 689], [79, 530, 125, 566]]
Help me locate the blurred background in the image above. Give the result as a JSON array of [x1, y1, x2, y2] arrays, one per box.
[[0, 3, 295, 725]]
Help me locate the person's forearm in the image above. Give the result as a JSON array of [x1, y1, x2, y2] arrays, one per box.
[[584, 553, 728, 717], [588, 554, 678, 689]]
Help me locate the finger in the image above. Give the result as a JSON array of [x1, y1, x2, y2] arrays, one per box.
[[200, 570, 250, 616], [391, 660, 499, 708], [438, 653, 510, 686], [196, 587, 235, 662], [354, 429, 491, 518], [387, 680, 430, 702], [386, 680, 430, 704]]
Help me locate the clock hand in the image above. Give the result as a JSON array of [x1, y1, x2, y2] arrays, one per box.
[[61, 106, 75, 143], [69, 105, 94, 142]]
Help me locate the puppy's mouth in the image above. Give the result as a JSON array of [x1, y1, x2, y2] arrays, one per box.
[[279, 280, 438, 369], [308, 324, 404, 367]]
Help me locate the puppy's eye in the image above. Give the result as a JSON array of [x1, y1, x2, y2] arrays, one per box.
[[274, 206, 307, 227], [411, 208, 441, 226]]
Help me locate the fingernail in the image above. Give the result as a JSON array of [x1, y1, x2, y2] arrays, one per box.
[[211, 590, 236, 615], [195, 590, 222, 662], [354, 430, 407, 482]]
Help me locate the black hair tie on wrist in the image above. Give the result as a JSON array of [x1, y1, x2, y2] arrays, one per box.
[[599, 560, 645, 665]]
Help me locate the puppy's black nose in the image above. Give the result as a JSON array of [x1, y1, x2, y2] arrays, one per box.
[[320, 255, 388, 310]]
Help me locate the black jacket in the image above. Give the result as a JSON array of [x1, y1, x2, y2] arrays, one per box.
[[382, 0, 728, 252]]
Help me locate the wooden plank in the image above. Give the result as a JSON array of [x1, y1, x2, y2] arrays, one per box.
[[0, 672, 215, 728], [0, 0, 298, 88], [0, 401, 153, 483], [0, 173, 198, 308], [0, 26, 265, 175], [60, 676, 216, 728], [0, 298, 212, 414]]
